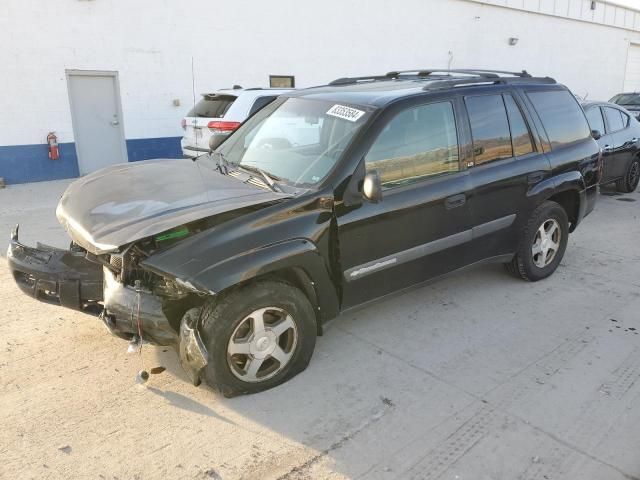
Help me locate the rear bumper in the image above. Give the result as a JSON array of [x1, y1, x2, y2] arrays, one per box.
[[180, 137, 209, 158], [584, 183, 598, 216], [572, 184, 598, 232]]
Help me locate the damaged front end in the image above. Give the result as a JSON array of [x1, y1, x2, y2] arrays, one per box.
[[7, 224, 210, 385]]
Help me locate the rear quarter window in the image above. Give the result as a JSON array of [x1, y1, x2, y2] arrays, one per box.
[[527, 90, 591, 149], [248, 96, 277, 117], [187, 95, 236, 118]]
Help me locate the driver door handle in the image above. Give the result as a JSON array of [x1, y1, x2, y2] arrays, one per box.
[[603, 144, 613, 153], [445, 194, 466, 210], [527, 172, 544, 184]]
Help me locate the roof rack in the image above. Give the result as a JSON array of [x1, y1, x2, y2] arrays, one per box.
[[385, 69, 532, 78], [424, 75, 556, 91], [328, 69, 555, 88]]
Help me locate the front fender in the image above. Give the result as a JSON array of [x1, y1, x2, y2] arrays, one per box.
[[144, 238, 340, 322]]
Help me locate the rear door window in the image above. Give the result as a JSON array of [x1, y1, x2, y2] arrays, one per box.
[[187, 95, 236, 118], [504, 94, 534, 156], [585, 107, 605, 135], [527, 90, 591, 148], [604, 107, 624, 133], [465, 94, 513, 165]]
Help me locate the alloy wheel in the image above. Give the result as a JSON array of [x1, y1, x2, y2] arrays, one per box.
[[227, 307, 298, 383], [531, 218, 561, 268]]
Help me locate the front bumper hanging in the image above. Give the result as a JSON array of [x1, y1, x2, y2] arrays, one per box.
[[7, 224, 209, 383], [7, 225, 103, 313]]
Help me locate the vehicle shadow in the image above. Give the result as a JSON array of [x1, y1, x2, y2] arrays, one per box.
[[145, 385, 235, 424], [146, 262, 580, 478]]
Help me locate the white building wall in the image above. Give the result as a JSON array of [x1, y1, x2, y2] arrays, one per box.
[[1, 0, 639, 146]]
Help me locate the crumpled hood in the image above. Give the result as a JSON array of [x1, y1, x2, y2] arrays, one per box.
[[56, 159, 290, 254]]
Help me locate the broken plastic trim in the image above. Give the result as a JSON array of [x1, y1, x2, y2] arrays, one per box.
[[178, 308, 208, 386]]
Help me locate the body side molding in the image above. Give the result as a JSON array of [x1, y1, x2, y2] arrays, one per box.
[[344, 214, 516, 281]]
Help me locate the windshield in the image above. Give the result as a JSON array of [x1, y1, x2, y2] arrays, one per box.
[[215, 97, 373, 187], [610, 93, 640, 106]]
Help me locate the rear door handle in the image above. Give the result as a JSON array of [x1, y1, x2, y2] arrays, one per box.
[[445, 194, 466, 209], [527, 172, 544, 184]]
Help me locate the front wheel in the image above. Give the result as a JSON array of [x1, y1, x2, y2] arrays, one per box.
[[616, 158, 640, 193], [505, 201, 569, 281], [199, 279, 317, 397]]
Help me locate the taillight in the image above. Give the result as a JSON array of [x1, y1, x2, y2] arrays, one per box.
[[181, 118, 186, 130], [207, 121, 241, 133]]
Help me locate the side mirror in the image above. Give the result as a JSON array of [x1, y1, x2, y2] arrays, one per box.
[[591, 129, 602, 140], [362, 171, 383, 203]]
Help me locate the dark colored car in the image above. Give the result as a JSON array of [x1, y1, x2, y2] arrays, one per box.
[[8, 69, 601, 396], [583, 101, 640, 192], [609, 93, 640, 120]]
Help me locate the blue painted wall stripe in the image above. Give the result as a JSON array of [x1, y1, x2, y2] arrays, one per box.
[[0, 136, 183, 185], [0, 142, 79, 185]]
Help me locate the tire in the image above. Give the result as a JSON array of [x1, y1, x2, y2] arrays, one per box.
[[616, 158, 640, 193], [504, 200, 569, 282], [199, 279, 317, 397]]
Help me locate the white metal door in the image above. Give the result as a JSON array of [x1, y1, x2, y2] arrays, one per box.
[[67, 71, 128, 175], [623, 44, 640, 93]]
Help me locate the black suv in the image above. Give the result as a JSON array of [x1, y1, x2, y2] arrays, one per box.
[[8, 69, 601, 396]]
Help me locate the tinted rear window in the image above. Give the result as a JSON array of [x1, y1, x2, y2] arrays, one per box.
[[527, 90, 591, 148], [465, 94, 513, 165], [604, 107, 624, 133], [248, 96, 277, 116], [186, 95, 236, 118]]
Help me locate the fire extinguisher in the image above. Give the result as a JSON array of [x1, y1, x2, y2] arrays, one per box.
[[47, 132, 59, 160]]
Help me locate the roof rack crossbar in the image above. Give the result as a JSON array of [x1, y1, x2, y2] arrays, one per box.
[[329, 75, 395, 86]]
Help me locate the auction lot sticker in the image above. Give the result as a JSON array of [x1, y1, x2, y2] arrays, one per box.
[[326, 104, 366, 122]]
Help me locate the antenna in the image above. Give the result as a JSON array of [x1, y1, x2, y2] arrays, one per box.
[[191, 56, 198, 160]]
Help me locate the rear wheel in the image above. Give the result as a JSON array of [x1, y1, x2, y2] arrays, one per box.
[[505, 201, 569, 281], [199, 279, 317, 397], [616, 158, 640, 193]]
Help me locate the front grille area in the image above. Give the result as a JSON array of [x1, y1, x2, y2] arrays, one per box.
[[109, 254, 123, 270]]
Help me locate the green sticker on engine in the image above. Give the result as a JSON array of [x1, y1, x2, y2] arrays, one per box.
[[155, 227, 189, 242]]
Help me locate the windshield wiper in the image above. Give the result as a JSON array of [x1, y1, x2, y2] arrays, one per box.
[[238, 164, 283, 193], [212, 151, 230, 175]]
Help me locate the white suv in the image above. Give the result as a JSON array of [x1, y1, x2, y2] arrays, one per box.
[[180, 87, 293, 158]]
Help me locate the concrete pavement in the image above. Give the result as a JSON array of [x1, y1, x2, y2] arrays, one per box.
[[1, 180, 639, 479]]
